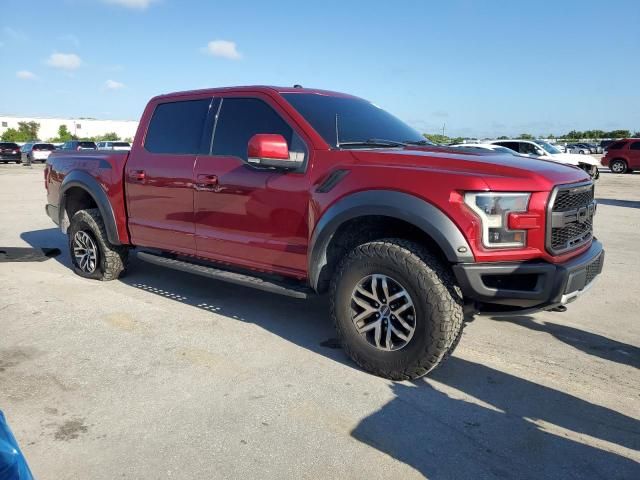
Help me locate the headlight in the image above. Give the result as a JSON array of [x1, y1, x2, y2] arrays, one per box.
[[464, 192, 531, 248]]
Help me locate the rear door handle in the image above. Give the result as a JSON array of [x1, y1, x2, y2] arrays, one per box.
[[197, 174, 218, 185], [129, 170, 145, 181], [195, 174, 220, 191]]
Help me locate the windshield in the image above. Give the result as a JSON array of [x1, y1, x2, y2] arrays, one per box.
[[491, 146, 517, 154], [281, 93, 430, 148], [533, 140, 561, 154]]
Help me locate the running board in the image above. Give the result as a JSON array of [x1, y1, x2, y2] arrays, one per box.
[[136, 251, 312, 299]]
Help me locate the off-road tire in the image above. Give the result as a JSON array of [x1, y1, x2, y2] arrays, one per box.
[[610, 159, 627, 174], [330, 239, 464, 380], [68, 208, 128, 281]]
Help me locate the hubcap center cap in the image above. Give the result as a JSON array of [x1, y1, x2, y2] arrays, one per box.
[[380, 305, 391, 318]]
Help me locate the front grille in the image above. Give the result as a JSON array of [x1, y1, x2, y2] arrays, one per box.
[[547, 182, 595, 254], [553, 187, 594, 211], [585, 254, 603, 285]]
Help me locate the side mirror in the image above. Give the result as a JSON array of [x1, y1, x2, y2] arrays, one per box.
[[247, 134, 301, 169]]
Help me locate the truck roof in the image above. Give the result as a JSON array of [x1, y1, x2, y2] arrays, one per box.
[[152, 85, 360, 102]]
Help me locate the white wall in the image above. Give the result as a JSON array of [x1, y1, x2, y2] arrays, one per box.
[[0, 115, 139, 141]]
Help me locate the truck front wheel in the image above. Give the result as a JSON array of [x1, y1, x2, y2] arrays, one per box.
[[68, 208, 128, 281], [330, 239, 464, 380]]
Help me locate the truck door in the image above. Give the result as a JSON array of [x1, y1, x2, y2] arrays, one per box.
[[193, 95, 311, 278], [125, 96, 213, 254]]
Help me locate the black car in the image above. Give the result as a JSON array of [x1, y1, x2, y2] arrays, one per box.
[[0, 142, 22, 163], [60, 140, 98, 151]]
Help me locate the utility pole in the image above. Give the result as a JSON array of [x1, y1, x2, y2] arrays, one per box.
[[442, 123, 446, 137]]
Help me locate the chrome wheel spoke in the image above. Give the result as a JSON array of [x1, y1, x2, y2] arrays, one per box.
[[350, 274, 416, 352], [73, 231, 98, 273]]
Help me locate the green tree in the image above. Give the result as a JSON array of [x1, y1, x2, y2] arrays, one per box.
[[633, 131, 640, 138], [1, 128, 21, 142], [606, 129, 631, 138], [496, 135, 509, 140], [17, 121, 40, 140], [48, 124, 77, 142], [423, 133, 450, 144], [96, 132, 119, 141], [517, 133, 534, 140], [1, 122, 40, 141]]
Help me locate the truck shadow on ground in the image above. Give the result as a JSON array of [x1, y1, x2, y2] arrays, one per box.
[[20, 228, 640, 479], [352, 359, 640, 479], [492, 315, 640, 369], [595, 198, 640, 209]]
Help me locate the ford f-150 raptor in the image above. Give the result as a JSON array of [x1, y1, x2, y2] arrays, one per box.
[[44, 86, 604, 379]]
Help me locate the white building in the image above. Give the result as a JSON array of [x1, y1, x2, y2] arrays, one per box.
[[0, 115, 139, 141]]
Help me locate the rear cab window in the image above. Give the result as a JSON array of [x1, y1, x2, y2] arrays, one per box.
[[629, 142, 640, 151]]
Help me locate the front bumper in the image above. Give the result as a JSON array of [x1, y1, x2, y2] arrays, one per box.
[[453, 240, 604, 315]]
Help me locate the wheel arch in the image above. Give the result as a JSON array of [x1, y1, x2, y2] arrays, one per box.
[[308, 190, 474, 293], [59, 170, 121, 245]]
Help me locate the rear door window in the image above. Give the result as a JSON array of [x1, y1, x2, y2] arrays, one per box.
[[145, 99, 211, 154], [629, 142, 640, 150]]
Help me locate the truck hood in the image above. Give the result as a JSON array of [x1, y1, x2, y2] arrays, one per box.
[[350, 147, 591, 191], [545, 153, 601, 167]]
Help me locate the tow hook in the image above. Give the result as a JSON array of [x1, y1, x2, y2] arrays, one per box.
[[549, 305, 568, 313]]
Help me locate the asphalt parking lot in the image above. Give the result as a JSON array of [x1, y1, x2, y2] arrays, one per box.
[[1, 162, 638, 479]]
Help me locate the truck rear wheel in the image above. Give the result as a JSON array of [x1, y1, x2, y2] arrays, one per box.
[[68, 208, 128, 281], [330, 239, 464, 380]]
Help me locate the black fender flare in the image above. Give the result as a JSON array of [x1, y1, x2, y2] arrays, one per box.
[[59, 170, 121, 245], [308, 190, 474, 291]]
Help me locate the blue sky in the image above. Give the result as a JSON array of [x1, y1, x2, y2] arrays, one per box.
[[1, 0, 638, 137]]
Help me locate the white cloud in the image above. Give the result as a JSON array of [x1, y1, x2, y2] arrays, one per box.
[[103, 0, 158, 9], [46, 53, 82, 70], [3, 27, 27, 41], [58, 34, 80, 47], [105, 79, 125, 89], [16, 70, 37, 80], [203, 40, 242, 60]]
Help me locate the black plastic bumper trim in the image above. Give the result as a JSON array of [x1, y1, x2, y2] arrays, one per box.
[[453, 240, 604, 311]]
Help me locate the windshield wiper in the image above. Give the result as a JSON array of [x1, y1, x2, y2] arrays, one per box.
[[338, 138, 407, 149], [403, 140, 434, 146]]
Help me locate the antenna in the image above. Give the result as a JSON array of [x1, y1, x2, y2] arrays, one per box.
[[335, 114, 341, 148]]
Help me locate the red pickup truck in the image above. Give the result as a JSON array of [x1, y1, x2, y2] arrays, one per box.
[[44, 86, 604, 379]]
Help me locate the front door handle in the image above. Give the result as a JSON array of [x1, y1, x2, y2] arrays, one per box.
[[128, 170, 145, 181]]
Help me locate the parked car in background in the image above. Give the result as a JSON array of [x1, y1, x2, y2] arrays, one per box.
[[60, 140, 97, 151], [489, 139, 601, 178], [449, 143, 517, 155], [566, 143, 594, 154], [96, 141, 131, 151], [21, 143, 56, 164], [0, 142, 22, 163], [587, 143, 603, 154], [601, 138, 640, 173]]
